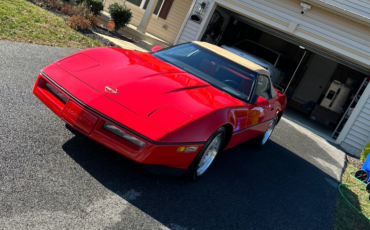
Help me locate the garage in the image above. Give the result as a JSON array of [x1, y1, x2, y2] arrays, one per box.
[[198, 5, 369, 143], [175, 0, 370, 156]]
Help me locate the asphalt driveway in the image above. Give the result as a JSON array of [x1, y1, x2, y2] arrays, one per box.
[[0, 40, 345, 230]]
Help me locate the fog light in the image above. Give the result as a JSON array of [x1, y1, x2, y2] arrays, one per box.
[[103, 122, 145, 148], [177, 147, 198, 152], [177, 147, 186, 152]]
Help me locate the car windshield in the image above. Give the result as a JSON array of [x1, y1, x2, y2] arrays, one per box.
[[234, 41, 279, 66], [152, 43, 258, 101]]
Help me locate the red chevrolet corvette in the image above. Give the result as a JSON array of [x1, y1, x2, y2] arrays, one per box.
[[33, 41, 286, 180]]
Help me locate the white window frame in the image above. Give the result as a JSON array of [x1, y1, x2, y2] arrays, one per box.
[[126, 0, 166, 16]]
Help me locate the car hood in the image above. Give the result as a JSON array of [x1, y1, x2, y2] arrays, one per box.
[[54, 47, 244, 131]]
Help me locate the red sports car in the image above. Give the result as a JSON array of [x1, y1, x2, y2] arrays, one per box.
[[33, 42, 286, 180]]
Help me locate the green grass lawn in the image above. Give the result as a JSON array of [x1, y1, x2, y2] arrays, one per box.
[[0, 0, 102, 48], [334, 164, 370, 230]]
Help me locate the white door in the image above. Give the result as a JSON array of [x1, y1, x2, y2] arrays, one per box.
[[292, 54, 338, 104]]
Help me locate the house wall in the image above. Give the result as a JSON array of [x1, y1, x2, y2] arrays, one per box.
[[104, 0, 193, 44], [175, 0, 213, 44], [338, 83, 370, 157]]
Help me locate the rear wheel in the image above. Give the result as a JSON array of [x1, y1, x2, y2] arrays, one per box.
[[184, 127, 225, 181]]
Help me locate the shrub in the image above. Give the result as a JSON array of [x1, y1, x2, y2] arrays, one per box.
[[360, 143, 370, 162], [108, 3, 132, 31], [70, 3, 91, 18], [84, 0, 104, 16], [87, 13, 98, 27], [76, 0, 103, 16], [37, 0, 64, 10], [61, 5, 73, 15], [66, 15, 91, 30]]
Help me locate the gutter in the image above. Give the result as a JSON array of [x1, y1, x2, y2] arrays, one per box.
[[299, 0, 370, 26]]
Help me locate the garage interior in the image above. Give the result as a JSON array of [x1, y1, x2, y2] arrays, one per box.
[[201, 6, 370, 142]]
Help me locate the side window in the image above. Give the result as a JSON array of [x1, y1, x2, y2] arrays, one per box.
[[255, 75, 272, 100]]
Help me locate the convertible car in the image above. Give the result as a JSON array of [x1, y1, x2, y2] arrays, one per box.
[[33, 41, 287, 180]]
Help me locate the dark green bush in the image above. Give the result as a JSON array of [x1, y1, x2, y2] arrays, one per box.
[[108, 3, 132, 31], [77, 0, 104, 16], [360, 143, 370, 162]]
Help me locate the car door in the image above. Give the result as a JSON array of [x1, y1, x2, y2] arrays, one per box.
[[233, 75, 274, 144], [268, 80, 281, 119], [249, 75, 275, 123]]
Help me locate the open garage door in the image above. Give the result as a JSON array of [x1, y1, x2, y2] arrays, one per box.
[[201, 6, 370, 144], [208, 8, 370, 76]]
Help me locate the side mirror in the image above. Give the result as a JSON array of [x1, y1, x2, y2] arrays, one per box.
[[151, 46, 163, 52], [254, 96, 269, 108]]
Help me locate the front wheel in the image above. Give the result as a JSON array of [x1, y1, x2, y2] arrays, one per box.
[[183, 127, 225, 181], [254, 117, 278, 148]]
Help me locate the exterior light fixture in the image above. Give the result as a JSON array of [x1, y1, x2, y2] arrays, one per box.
[[300, 2, 311, 15], [195, 1, 207, 15]]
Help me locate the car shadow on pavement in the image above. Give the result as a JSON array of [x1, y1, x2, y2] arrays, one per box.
[[62, 129, 342, 230]]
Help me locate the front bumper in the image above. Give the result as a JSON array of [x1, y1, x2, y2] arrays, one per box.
[[32, 73, 204, 176]]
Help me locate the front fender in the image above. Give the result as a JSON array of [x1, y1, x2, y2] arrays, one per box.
[[163, 108, 237, 143]]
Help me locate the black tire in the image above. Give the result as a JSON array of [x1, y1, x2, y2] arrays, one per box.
[[183, 127, 226, 181], [253, 116, 278, 149], [355, 170, 369, 183]]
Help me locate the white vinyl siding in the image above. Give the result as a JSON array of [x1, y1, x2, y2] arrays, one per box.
[[176, 0, 204, 44], [342, 95, 370, 156], [104, 0, 193, 44], [124, 0, 164, 15]]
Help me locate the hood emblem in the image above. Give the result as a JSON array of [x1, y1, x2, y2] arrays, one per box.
[[105, 86, 119, 94]]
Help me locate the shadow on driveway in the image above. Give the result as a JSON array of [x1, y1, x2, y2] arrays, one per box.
[[62, 125, 342, 230]]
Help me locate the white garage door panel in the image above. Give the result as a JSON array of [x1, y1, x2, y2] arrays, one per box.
[[222, 1, 370, 75]]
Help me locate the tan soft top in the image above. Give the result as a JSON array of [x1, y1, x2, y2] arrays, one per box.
[[192, 41, 270, 77]]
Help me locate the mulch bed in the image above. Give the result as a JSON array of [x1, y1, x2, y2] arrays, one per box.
[[26, 0, 138, 48], [79, 29, 119, 48], [347, 155, 363, 169], [92, 26, 139, 43]]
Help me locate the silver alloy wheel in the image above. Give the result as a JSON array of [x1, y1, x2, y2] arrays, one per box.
[[197, 133, 222, 176], [262, 118, 276, 145]]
